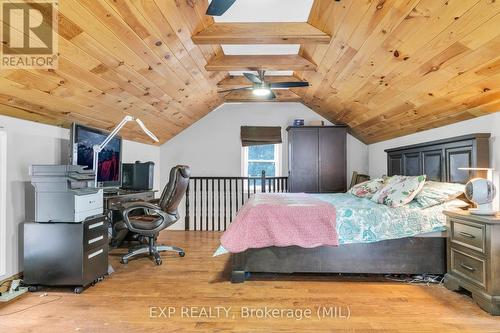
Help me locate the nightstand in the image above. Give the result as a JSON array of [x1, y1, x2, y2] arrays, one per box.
[[443, 210, 500, 315]]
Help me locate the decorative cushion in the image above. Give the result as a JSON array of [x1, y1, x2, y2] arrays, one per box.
[[371, 175, 427, 208], [414, 181, 465, 208], [348, 178, 386, 199]]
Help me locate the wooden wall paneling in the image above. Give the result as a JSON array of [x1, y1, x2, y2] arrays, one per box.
[[341, 0, 477, 107], [0, 0, 498, 144], [326, 0, 422, 110], [361, 1, 498, 110], [104, 0, 208, 94], [298, 0, 369, 103]]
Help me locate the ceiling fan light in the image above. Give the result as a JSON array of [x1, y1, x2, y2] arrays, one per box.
[[253, 88, 271, 96]]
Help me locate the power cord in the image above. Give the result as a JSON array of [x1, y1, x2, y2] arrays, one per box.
[[385, 274, 444, 286], [0, 293, 62, 316]]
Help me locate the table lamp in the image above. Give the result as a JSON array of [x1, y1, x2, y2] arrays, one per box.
[[92, 116, 159, 187], [458, 167, 496, 215]]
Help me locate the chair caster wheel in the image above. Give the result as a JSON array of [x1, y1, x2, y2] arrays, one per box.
[[73, 287, 84, 294], [179, 252, 185, 257], [155, 258, 162, 265], [121, 258, 129, 264]]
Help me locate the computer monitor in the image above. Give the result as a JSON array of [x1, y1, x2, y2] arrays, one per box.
[[70, 123, 122, 188]]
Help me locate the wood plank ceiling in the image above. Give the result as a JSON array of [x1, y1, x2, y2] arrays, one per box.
[[0, 0, 499, 144]]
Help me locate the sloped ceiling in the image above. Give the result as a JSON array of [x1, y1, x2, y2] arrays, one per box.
[[0, 0, 499, 145]]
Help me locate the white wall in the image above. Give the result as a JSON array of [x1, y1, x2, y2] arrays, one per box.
[[160, 102, 368, 180], [0, 131, 7, 277], [368, 113, 500, 209], [0, 115, 160, 281], [160, 102, 369, 229]]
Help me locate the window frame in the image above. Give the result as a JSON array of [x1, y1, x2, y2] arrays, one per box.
[[241, 143, 282, 178]]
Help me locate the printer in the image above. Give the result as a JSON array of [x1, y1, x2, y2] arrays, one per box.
[[26, 165, 103, 223]]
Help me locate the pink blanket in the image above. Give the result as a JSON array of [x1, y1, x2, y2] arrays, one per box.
[[221, 193, 338, 253]]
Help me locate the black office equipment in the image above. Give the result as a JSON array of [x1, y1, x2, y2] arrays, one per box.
[[70, 123, 122, 188], [23, 215, 108, 294], [121, 161, 155, 191]]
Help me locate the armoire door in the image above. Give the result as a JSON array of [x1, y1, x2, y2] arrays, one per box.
[[319, 128, 346, 192], [288, 128, 319, 192]]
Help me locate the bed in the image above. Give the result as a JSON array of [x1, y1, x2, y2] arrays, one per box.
[[226, 133, 491, 283]]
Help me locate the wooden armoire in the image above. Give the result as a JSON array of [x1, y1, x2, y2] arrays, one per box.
[[287, 126, 347, 193]]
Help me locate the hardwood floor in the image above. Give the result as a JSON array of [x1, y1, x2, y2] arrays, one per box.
[[1, 231, 499, 332]]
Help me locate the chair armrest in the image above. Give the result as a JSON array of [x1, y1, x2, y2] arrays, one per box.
[[122, 201, 161, 211], [122, 202, 169, 234], [148, 198, 160, 205]]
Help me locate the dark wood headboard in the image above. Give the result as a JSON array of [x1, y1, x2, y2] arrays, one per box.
[[385, 133, 490, 184]]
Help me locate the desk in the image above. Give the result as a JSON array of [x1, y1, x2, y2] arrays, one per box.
[[104, 189, 157, 246], [104, 189, 156, 212]]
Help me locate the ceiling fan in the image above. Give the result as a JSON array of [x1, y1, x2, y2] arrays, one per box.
[[218, 70, 309, 100], [206, 0, 341, 16], [206, 0, 236, 16]]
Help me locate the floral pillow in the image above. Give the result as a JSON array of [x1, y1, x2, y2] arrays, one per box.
[[414, 181, 465, 208], [348, 178, 386, 199], [371, 175, 427, 208]]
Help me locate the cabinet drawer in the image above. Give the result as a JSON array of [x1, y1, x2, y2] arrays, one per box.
[[83, 245, 108, 285], [451, 219, 485, 253], [84, 218, 107, 239], [84, 232, 107, 251], [451, 249, 486, 288]]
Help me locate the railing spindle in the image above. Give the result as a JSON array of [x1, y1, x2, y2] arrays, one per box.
[[223, 179, 227, 231], [218, 179, 221, 231], [205, 178, 209, 231], [212, 179, 215, 231], [193, 179, 197, 231], [229, 179, 233, 223], [185, 182, 190, 230]]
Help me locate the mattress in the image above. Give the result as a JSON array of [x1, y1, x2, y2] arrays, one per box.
[[213, 193, 460, 256]]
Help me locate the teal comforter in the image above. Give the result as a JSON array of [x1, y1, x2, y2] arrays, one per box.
[[313, 193, 447, 244], [213, 193, 453, 256]]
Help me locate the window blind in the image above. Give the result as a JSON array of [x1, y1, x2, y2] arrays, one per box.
[[240, 126, 282, 147]]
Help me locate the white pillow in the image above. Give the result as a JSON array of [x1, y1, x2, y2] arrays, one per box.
[[371, 175, 427, 208], [348, 178, 386, 199], [414, 181, 465, 208]]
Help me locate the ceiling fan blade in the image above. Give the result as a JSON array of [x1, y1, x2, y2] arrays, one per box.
[[206, 0, 237, 16], [270, 81, 310, 89], [217, 86, 252, 93], [243, 72, 262, 84]]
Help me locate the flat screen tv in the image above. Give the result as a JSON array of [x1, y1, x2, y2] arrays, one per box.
[[70, 123, 122, 188]]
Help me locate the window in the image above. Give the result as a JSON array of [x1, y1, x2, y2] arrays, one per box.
[[242, 144, 281, 184]]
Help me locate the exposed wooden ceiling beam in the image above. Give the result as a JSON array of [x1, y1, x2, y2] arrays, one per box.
[[205, 55, 317, 71], [217, 75, 302, 88], [223, 89, 302, 103], [192, 22, 331, 44]]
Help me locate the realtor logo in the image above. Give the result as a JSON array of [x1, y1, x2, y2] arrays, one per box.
[[1, 0, 58, 68]]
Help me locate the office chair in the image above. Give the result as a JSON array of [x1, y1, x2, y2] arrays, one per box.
[[118, 165, 190, 265]]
